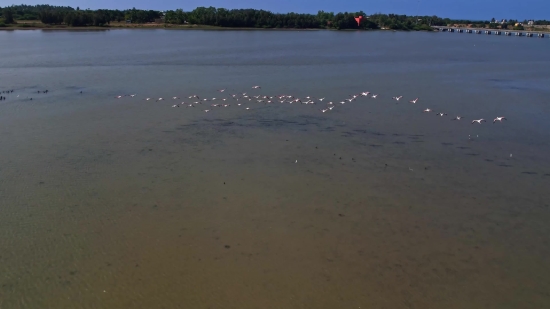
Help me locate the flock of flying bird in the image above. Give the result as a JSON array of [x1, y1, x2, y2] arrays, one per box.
[[114, 85, 508, 124]]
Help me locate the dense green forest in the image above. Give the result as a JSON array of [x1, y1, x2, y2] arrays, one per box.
[[0, 5, 160, 26], [1, 4, 549, 29]]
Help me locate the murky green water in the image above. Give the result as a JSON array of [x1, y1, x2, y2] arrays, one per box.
[[1, 29, 549, 309]]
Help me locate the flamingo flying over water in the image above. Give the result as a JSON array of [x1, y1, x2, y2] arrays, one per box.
[[493, 116, 507, 123]]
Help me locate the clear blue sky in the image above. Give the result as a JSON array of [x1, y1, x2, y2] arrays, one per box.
[[2, 0, 549, 20]]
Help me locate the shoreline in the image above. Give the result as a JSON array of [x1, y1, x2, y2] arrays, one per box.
[[0, 26, 372, 31], [2, 22, 547, 33], [0, 22, 408, 32]]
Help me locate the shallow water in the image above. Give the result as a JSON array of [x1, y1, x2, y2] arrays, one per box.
[[1, 29, 549, 309]]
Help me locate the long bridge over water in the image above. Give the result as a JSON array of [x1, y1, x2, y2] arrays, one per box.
[[432, 26, 547, 38]]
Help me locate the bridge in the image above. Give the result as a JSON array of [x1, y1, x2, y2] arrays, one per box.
[[432, 26, 546, 38]]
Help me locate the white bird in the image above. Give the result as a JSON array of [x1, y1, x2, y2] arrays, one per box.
[[328, 106, 334, 110], [472, 119, 486, 124], [392, 96, 402, 101], [130, 94, 136, 97], [245, 107, 251, 110], [321, 109, 328, 113], [156, 98, 164, 102], [204, 109, 210, 113], [436, 112, 447, 116], [371, 94, 378, 98], [493, 116, 507, 123], [409, 98, 418, 104], [345, 98, 354, 102], [218, 89, 226, 92], [339, 101, 346, 104], [361, 92, 370, 96], [318, 98, 325, 101], [451, 116, 462, 121], [115, 95, 124, 99], [327, 101, 333, 105], [423, 108, 432, 113], [172, 97, 179, 100], [252, 86, 261, 89], [172, 105, 178, 107], [145, 98, 151, 101]]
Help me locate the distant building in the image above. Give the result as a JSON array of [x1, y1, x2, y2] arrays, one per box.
[[501, 19, 507, 24], [527, 20, 534, 25]]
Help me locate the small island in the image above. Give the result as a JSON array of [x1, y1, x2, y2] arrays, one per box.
[[1, 5, 549, 32]]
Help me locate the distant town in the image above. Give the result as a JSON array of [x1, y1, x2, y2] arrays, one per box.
[[1, 4, 549, 31]]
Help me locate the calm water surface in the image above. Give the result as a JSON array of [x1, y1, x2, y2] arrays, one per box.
[[1, 29, 549, 309]]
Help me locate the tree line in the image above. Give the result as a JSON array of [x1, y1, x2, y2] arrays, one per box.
[[165, 8, 441, 30], [0, 5, 161, 26], [1, 4, 549, 29]]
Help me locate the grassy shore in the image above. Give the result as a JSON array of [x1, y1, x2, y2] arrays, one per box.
[[0, 20, 392, 31], [0, 20, 337, 30], [1, 20, 549, 33], [0, 20, 233, 30]]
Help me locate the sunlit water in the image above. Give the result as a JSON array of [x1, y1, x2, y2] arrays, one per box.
[[1, 29, 549, 309]]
